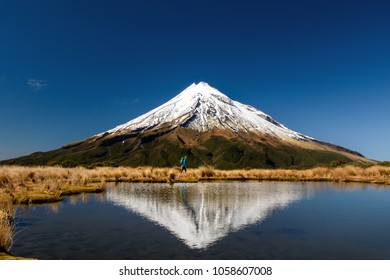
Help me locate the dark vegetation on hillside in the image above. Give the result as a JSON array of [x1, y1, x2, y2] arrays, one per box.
[[1, 137, 358, 169]]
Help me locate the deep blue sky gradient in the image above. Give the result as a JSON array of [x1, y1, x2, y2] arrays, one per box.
[[1, 0, 389, 161]]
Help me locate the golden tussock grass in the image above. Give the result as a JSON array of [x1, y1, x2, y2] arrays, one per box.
[[1, 165, 390, 196], [0, 198, 14, 253], [1, 165, 389, 204], [0, 166, 106, 205], [0, 252, 35, 260]]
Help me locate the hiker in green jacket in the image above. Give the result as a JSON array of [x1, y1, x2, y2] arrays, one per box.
[[180, 156, 187, 173]]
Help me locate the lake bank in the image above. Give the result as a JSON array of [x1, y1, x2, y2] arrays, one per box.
[[1, 164, 390, 205]]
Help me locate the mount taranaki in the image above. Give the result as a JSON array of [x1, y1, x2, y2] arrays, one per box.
[[4, 82, 370, 169]]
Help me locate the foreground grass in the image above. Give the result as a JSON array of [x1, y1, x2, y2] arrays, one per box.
[[0, 164, 389, 257], [0, 199, 13, 255], [0, 252, 35, 260]]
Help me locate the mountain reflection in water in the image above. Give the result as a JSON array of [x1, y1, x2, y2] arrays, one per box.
[[106, 182, 316, 249]]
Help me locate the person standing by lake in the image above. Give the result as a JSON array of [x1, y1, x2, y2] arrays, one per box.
[[180, 156, 187, 173]]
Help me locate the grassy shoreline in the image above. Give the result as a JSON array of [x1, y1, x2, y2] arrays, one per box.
[[1, 164, 389, 259], [1, 164, 390, 204]]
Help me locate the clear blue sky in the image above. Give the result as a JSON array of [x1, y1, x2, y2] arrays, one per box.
[[1, 0, 389, 161]]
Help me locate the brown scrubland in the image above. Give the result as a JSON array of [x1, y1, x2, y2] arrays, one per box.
[[1, 163, 389, 258]]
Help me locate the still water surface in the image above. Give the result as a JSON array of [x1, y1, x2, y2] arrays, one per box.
[[10, 182, 390, 259]]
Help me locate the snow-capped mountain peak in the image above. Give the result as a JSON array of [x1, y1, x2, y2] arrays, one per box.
[[102, 82, 312, 141], [172, 82, 233, 106], [4, 81, 368, 168]]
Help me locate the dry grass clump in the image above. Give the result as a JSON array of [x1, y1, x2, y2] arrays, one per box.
[[197, 166, 216, 178], [0, 252, 35, 260], [0, 198, 14, 253], [0, 166, 104, 204]]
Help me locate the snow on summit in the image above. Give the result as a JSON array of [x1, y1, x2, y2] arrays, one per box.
[[103, 82, 312, 141]]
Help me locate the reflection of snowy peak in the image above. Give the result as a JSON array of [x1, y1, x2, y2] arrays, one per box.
[[103, 82, 311, 141], [106, 182, 316, 249]]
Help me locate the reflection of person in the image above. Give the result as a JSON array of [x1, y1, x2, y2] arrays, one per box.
[[180, 183, 187, 202], [180, 156, 187, 173]]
